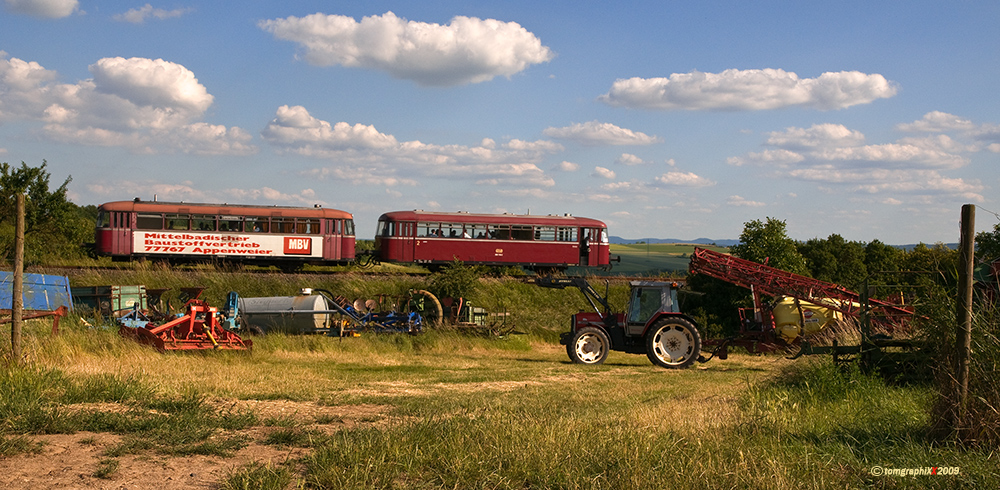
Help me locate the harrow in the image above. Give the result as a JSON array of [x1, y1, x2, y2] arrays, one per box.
[[119, 298, 252, 352]]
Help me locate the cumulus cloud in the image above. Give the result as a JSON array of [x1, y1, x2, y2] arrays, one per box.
[[727, 195, 766, 207], [599, 68, 897, 111], [654, 171, 715, 187], [591, 166, 616, 179], [87, 182, 322, 207], [263, 105, 559, 188], [542, 121, 660, 146], [615, 153, 645, 165], [3, 0, 78, 18], [728, 118, 985, 201], [113, 4, 193, 24], [0, 53, 256, 155], [896, 111, 976, 133], [259, 11, 554, 87], [554, 161, 579, 171]]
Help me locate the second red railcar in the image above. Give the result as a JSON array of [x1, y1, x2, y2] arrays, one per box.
[[375, 210, 610, 271]]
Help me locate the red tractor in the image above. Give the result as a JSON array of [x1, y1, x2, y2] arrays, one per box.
[[536, 277, 702, 369]]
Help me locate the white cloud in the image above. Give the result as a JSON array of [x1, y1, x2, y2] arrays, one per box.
[[615, 153, 645, 165], [727, 195, 766, 207], [897, 111, 976, 133], [262, 105, 397, 150], [542, 121, 661, 146], [729, 119, 984, 201], [591, 166, 616, 179], [599, 69, 897, 111], [259, 11, 554, 87], [0, 53, 256, 155], [3, 0, 78, 18], [265, 105, 559, 188], [554, 161, 579, 171], [654, 171, 715, 187], [765, 123, 865, 150], [90, 57, 214, 117], [113, 4, 193, 24]]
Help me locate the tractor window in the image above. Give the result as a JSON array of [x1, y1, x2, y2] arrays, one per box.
[[628, 288, 662, 325]]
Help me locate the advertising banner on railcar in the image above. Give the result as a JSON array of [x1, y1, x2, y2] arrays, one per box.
[[133, 232, 321, 258]]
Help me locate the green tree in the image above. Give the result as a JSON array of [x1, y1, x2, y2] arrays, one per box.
[[976, 222, 1000, 264], [0, 161, 91, 264], [797, 234, 868, 288], [729, 217, 807, 274]]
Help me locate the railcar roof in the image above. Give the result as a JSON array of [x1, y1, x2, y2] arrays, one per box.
[[98, 200, 353, 218], [378, 210, 606, 227]]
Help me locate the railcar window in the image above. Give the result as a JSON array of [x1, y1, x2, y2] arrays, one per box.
[[557, 227, 578, 242], [443, 223, 463, 238], [192, 215, 215, 231], [136, 213, 162, 230], [345, 219, 355, 236], [166, 214, 189, 230], [465, 224, 482, 239], [247, 217, 269, 233], [218, 216, 243, 232], [421, 223, 441, 237], [296, 218, 321, 234], [601, 228, 609, 243], [272, 217, 294, 234], [377, 220, 394, 237], [489, 225, 511, 240], [511, 225, 533, 241], [96, 211, 108, 228], [535, 226, 556, 241]]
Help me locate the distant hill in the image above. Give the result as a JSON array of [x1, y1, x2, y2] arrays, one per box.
[[610, 236, 739, 247]]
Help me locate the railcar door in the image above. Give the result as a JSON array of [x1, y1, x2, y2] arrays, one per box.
[[579, 227, 603, 266], [324, 219, 341, 260], [112, 211, 133, 254], [398, 221, 415, 262]]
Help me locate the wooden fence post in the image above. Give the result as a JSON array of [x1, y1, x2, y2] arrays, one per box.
[[11, 193, 25, 363], [954, 203, 975, 434]]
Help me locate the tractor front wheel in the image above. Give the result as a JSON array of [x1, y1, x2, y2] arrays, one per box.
[[567, 327, 610, 365], [645, 318, 701, 369]]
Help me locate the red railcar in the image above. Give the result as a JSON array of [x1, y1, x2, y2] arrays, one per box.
[[95, 200, 355, 268], [375, 210, 610, 271]]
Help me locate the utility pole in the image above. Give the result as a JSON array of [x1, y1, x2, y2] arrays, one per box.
[[11, 193, 25, 364], [954, 203, 975, 434]]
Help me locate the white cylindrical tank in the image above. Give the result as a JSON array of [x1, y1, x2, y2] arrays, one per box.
[[239, 294, 330, 334]]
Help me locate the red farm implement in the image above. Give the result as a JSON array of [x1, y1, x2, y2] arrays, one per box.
[[119, 298, 252, 352]]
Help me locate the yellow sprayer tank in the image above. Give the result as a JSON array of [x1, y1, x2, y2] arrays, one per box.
[[771, 296, 842, 342]]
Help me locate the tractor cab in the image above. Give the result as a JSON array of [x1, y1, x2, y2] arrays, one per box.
[[625, 281, 681, 337]]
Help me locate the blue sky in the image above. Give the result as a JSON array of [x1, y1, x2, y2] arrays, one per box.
[[1, 1, 998, 244]]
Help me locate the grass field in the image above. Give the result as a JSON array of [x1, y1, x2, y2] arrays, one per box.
[[2, 270, 997, 488], [593, 243, 729, 277]]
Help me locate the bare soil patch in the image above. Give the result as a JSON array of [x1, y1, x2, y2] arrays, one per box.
[[0, 401, 392, 489]]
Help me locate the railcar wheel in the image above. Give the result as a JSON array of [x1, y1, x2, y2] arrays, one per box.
[[567, 326, 610, 365], [645, 318, 701, 369]]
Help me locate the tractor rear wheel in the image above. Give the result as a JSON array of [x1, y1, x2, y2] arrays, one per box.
[[645, 318, 701, 369], [567, 327, 610, 365]]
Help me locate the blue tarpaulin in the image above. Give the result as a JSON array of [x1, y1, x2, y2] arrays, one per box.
[[1, 271, 73, 311]]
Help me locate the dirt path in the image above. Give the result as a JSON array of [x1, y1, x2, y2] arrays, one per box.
[[0, 401, 390, 489]]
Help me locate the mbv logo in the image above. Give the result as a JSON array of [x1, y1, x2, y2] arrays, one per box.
[[283, 237, 312, 255]]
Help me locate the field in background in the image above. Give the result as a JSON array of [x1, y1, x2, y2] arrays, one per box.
[[588, 242, 729, 276]]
